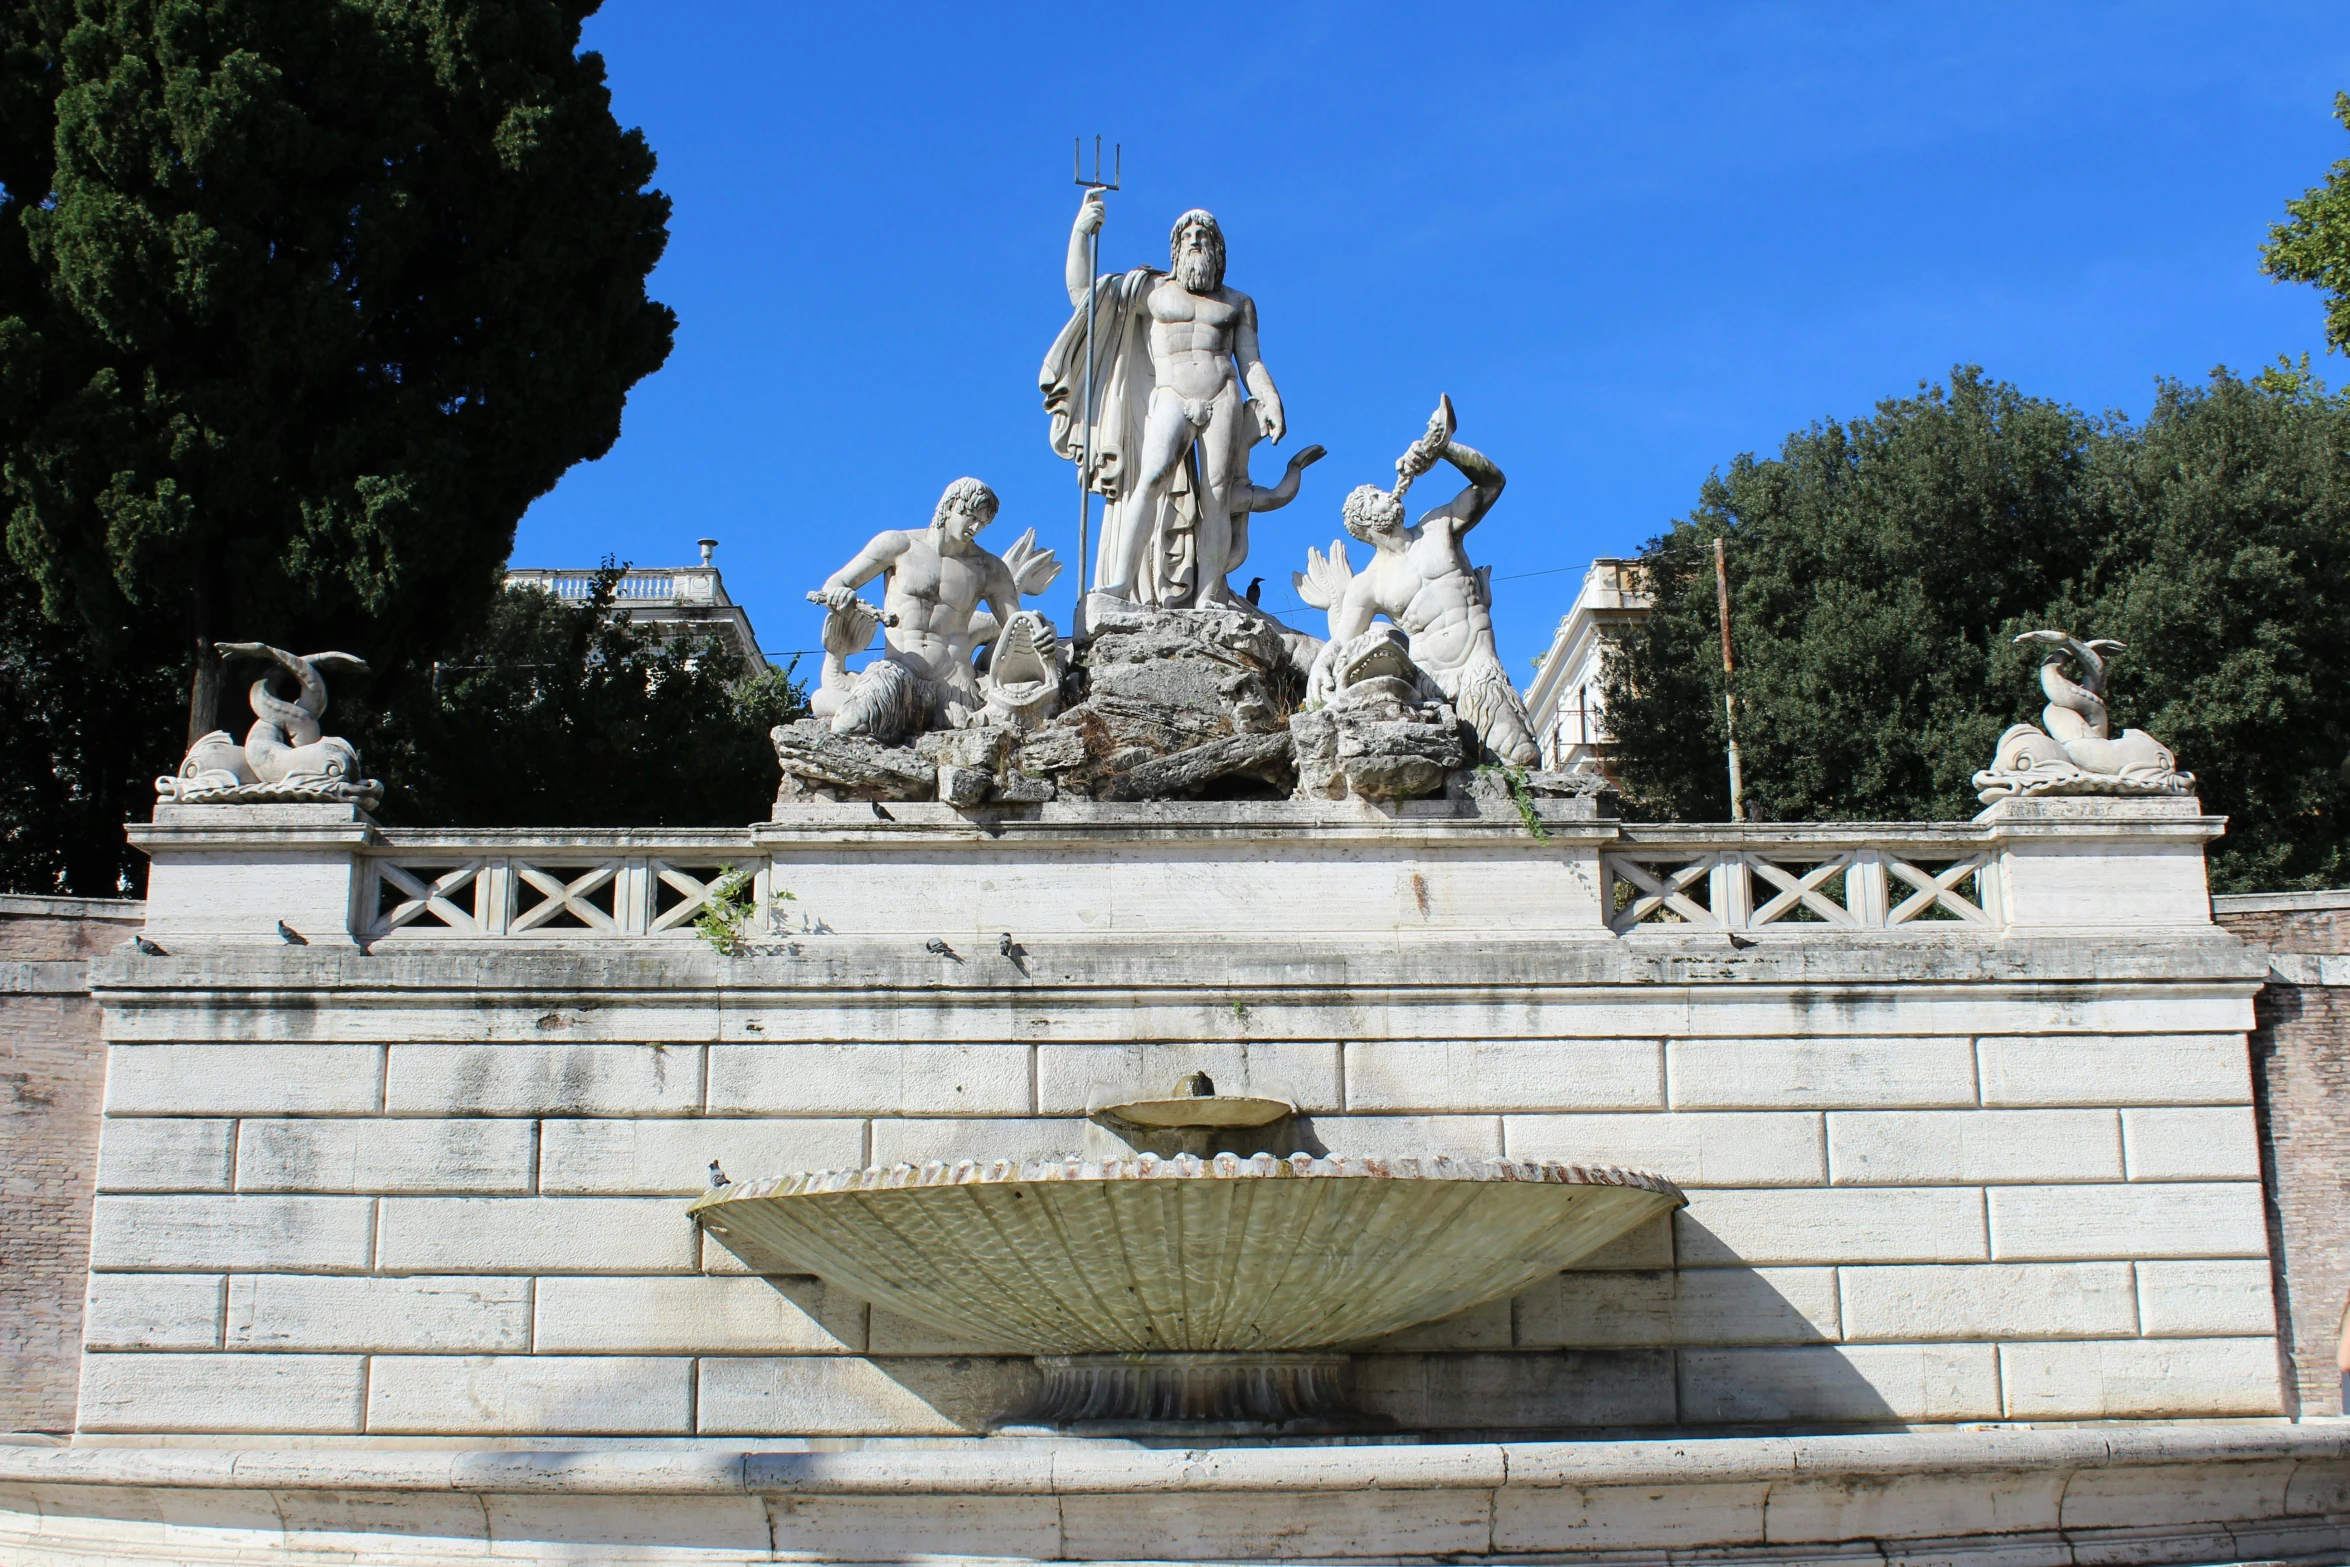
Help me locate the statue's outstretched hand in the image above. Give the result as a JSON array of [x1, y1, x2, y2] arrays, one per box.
[[811, 586, 860, 611], [1075, 188, 1106, 236]]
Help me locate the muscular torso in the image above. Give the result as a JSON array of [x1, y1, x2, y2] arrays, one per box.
[[1146, 278, 1243, 400], [1353, 527, 1494, 675], [849, 533, 1008, 678]]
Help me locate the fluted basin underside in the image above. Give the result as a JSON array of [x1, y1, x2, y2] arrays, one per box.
[[689, 1153, 1684, 1354]]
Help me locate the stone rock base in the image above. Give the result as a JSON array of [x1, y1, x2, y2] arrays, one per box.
[[1290, 691, 1468, 802]]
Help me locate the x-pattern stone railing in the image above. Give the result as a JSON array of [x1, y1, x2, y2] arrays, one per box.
[[1602, 826, 1998, 935], [361, 833, 764, 941], [352, 822, 2017, 943]]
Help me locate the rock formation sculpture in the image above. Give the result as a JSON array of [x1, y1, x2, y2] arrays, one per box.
[[1294, 396, 1541, 767], [1973, 630, 2194, 803], [1289, 626, 1468, 801], [157, 644, 383, 808], [1043, 193, 1295, 609]]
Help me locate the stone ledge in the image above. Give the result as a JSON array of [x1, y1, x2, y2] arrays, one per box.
[[85, 933, 2271, 996], [0, 960, 90, 995], [6, 1425, 2347, 1496]]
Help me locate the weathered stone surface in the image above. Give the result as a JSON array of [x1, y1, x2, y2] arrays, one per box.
[[1000, 608, 1311, 799], [770, 720, 936, 803], [912, 726, 1016, 771], [1290, 696, 1465, 802], [1079, 607, 1290, 724], [936, 763, 992, 807], [1101, 732, 1294, 801], [779, 719, 1054, 811]]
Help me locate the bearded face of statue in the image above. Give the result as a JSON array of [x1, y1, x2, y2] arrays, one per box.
[[1342, 485, 1406, 546], [1170, 213, 1225, 294]]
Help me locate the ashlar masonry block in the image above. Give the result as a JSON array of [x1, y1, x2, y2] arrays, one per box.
[[1679, 1343, 2002, 1424], [1987, 1182, 2268, 1261], [104, 1045, 382, 1116], [80, 1274, 223, 1350], [89, 1195, 376, 1273], [2000, 1337, 2284, 1419], [365, 1353, 692, 1435], [94, 1119, 234, 1192], [235, 1118, 536, 1194], [2121, 1106, 2263, 1181], [1506, 1112, 1824, 1186], [385, 1043, 702, 1117], [375, 1197, 697, 1274], [1668, 1038, 1979, 1110], [533, 1275, 864, 1354], [707, 1043, 1031, 1116], [1976, 1034, 2252, 1107], [1676, 1187, 1988, 1266], [2133, 1260, 2280, 1338], [1827, 1109, 2123, 1185], [77, 1352, 366, 1433], [695, 1354, 1036, 1436], [225, 1275, 530, 1352], [1343, 1038, 1664, 1113], [1036, 1040, 1341, 1113], [1837, 1262, 2137, 1342], [1513, 1266, 1839, 1347], [539, 1117, 865, 1195]]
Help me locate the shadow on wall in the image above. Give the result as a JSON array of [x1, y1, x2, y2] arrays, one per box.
[[735, 1213, 1899, 1438]]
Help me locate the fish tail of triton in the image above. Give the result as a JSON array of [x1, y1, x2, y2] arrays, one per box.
[[1454, 650, 1539, 768]]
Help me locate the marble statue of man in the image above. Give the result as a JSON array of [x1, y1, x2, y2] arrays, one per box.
[[1296, 401, 1541, 766], [810, 478, 1023, 737], [1041, 191, 1286, 610]]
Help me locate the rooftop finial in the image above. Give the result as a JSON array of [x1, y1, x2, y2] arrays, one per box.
[[698, 537, 718, 567]]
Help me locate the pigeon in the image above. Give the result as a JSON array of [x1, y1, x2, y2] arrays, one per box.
[[708, 1160, 729, 1189], [1725, 931, 1756, 950], [133, 936, 167, 957], [871, 801, 895, 821], [278, 921, 308, 946], [998, 932, 1016, 958], [924, 938, 961, 962], [1245, 577, 1263, 606]]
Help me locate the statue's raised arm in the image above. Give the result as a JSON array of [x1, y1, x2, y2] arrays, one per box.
[[1040, 201, 1305, 610], [1066, 188, 1106, 307]]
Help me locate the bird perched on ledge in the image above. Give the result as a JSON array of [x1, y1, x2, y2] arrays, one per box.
[[708, 1160, 729, 1189]]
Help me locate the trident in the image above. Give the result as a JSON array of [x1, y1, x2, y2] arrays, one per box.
[[1072, 135, 1119, 637]]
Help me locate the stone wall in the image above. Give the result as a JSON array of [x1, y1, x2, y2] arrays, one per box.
[[68, 800, 2286, 1440], [0, 893, 142, 1435], [2216, 889, 2350, 1416]]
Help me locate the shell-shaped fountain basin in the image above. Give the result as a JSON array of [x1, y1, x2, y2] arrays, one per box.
[[689, 1152, 1684, 1353]]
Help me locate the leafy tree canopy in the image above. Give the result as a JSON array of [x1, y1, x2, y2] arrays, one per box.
[[348, 570, 805, 829], [1603, 367, 2350, 893], [0, 0, 675, 742], [2264, 92, 2350, 355]]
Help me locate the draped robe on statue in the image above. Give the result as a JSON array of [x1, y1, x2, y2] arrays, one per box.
[[1040, 267, 1218, 607]]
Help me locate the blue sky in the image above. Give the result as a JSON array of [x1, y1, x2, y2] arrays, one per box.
[[515, 2, 2350, 677]]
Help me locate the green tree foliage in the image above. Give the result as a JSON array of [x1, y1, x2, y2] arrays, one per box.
[[1603, 368, 2350, 892], [349, 571, 805, 828], [0, 565, 181, 893], [2264, 92, 2350, 355], [0, 0, 675, 744]]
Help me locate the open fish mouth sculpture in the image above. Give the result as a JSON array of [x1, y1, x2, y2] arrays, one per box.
[[978, 610, 1063, 732]]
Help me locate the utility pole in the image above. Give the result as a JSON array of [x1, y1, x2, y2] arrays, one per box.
[[1714, 536, 1746, 822], [1072, 136, 1119, 639]]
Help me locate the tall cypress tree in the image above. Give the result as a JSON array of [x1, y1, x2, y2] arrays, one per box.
[[0, 0, 674, 750]]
